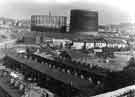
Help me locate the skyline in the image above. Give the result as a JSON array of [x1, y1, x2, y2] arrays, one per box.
[[0, 0, 135, 24]]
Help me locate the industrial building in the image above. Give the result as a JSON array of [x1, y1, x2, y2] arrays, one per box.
[[31, 9, 98, 35], [31, 15, 67, 44], [70, 9, 98, 33], [31, 15, 67, 33]]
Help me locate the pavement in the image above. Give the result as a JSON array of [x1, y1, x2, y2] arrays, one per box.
[[94, 85, 135, 97]]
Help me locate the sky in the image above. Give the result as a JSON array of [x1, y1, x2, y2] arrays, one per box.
[[0, 0, 135, 24]]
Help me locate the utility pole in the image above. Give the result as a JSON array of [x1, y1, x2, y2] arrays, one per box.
[[129, 35, 134, 57]]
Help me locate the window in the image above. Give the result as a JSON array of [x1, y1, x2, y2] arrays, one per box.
[[62, 68, 65, 72], [88, 77, 92, 83], [74, 72, 78, 76], [67, 69, 71, 74], [80, 74, 84, 79], [97, 80, 101, 85], [34, 58, 37, 62], [52, 65, 56, 69], [48, 64, 52, 68], [41, 61, 44, 64], [89, 64, 93, 68], [57, 67, 61, 71]]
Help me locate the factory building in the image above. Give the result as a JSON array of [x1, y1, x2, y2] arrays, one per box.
[[31, 15, 67, 44], [70, 9, 98, 34], [31, 15, 67, 33]]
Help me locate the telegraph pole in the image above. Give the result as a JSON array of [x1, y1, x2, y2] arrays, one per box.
[[129, 35, 134, 57]]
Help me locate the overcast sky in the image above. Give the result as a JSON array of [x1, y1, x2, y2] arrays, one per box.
[[0, 0, 135, 24]]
